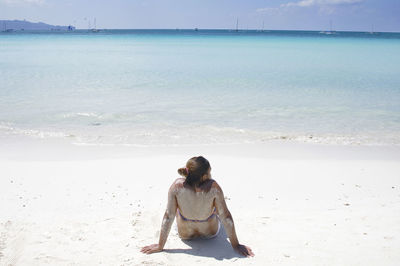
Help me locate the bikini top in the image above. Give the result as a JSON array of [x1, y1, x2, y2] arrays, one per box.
[[178, 207, 217, 222]]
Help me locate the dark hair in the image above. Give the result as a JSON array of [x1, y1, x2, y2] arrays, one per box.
[[178, 156, 211, 187]]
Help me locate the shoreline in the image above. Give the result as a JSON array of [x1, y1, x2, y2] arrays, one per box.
[[2, 122, 400, 148]]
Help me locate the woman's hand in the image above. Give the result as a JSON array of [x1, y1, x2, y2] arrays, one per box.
[[233, 244, 254, 257], [141, 244, 163, 254]]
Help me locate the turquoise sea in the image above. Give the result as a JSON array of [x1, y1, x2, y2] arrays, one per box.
[[1, 30, 400, 146]]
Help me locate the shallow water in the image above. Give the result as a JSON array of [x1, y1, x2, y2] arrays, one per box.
[[1, 30, 399, 146]]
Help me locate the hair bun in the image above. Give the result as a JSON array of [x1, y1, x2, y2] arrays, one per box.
[[178, 167, 188, 177]]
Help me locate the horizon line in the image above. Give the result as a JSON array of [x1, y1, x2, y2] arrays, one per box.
[[1, 20, 399, 33], [3, 28, 400, 34]]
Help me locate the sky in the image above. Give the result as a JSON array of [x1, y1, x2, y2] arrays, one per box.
[[0, 0, 399, 32]]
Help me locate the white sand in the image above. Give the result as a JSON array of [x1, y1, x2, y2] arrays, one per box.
[[0, 141, 400, 265]]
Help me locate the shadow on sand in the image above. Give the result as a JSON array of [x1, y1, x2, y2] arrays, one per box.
[[164, 224, 241, 260]]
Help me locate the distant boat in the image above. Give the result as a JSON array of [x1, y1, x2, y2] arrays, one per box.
[[88, 18, 99, 32], [369, 24, 375, 35], [91, 18, 100, 32], [2, 22, 13, 32], [320, 20, 336, 35], [259, 20, 269, 33], [194, 28, 198, 31], [235, 18, 239, 32]]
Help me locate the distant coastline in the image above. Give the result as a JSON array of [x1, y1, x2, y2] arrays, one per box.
[[1, 20, 399, 33], [1, 20, 74, 31]]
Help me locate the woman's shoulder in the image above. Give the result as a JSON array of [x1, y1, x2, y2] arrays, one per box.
[[199, 179, 223, 193], [170, 178, 185, 188], [209, 179, 223, 192], [172, 177, 185, 184], [168, 178, 185, 195]]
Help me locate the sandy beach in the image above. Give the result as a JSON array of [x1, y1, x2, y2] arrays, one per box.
[[0, 141, 399, 266]]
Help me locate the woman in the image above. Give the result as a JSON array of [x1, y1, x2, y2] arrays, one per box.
[[141, 156, 254, 257]]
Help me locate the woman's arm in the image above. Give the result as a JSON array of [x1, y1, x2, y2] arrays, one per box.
[[141, 182, 178, 254], [214, 183, 254, 257]]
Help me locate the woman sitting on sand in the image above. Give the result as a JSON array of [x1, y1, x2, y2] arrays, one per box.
[[141, 156, 254, 257]]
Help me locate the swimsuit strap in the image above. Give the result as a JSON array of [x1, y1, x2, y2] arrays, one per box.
[[178, 207, 217, 222]]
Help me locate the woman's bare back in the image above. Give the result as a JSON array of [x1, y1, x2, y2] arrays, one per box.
[[174, 178, 220, 238]]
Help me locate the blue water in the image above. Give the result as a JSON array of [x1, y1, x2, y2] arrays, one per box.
[[1, 30, 400, 145]]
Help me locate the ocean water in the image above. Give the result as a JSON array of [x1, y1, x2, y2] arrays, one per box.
[[1, 30, 400, 146]]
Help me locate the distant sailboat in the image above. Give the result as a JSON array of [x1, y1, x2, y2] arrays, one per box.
[[369, 24, 375, 34], [2, 22, 13, 33], [320, 20, 336, 35], [326, 20, 334, 34], [91, 18, 100, 32], [235, 18, 239, 32], [260, 20, 269, 32]]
